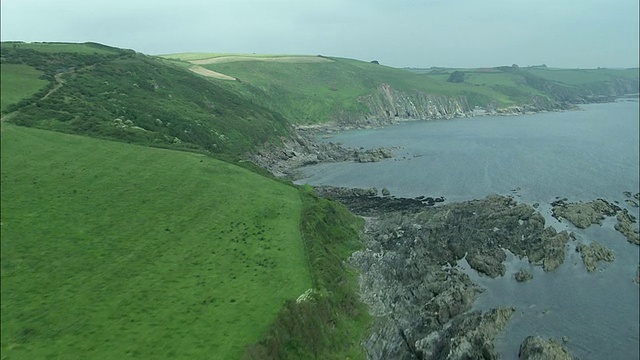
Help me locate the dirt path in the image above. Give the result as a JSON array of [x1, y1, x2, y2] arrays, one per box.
[[41, 72, 65, 100], [189, 66, 236, 81], [0, 111, 18, 124]]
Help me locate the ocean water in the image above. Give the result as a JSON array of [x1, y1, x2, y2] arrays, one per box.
[[296, 101, 640, 359]]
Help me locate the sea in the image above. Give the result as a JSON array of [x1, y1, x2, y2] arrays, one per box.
[[295, 100, 640, 360]]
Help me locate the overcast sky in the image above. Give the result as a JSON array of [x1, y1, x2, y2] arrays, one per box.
[[2, 0, 638, 68]]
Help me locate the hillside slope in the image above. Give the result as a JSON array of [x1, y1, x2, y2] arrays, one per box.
[[166, 54, 638, 126], [1, 42, 291, 156], [1, 124, 312, 359]]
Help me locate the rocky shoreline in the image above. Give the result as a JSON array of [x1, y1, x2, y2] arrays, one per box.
[[314, 187, 577, 359], [249, 100, 639, 359], [309, 186, 640, 359], [250, 128, 396, 178], [250, 101, 586, 179]]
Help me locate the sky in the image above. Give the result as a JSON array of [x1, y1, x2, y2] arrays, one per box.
[[1, 0, 638, 69]]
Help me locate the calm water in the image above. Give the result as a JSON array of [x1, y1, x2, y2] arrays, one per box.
[[297, 101, 640, 359]]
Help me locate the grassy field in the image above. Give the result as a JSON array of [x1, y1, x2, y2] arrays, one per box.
[[523, 67, 640, 85], [0, 42, 118, 55], [0, 64, 49, 112], [193, 56, 589, 124], [1, 124, 312, 359]]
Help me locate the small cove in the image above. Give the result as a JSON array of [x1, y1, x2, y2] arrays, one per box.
[[296, 101, 640, 359]]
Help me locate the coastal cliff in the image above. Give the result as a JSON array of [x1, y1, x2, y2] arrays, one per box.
[[350, 84, 472, 126]]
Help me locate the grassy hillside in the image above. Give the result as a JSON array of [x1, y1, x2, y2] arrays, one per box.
[[0, 64, 49, 111], [165, 53, 638, 125], [1, 42, 291, 156], [172, 55, 522, 124], [0, 124, 313, 359], [523, 67, 639, 85]]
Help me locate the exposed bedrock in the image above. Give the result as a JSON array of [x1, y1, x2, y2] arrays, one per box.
[[518, 336, 576, 360], [552, 198, 639, 245], [344, 193, 576, 359]]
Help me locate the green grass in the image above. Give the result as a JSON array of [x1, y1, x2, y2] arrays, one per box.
[[1, 46, 291, 155], [0, 64, 49, 112], [0, 42, 119, 55], [244, 187, 369, 359], [196, 55, 622, 124], [200, 56, 507, 124], [1, 124, 312, 359], [524, 67, 640, 85]]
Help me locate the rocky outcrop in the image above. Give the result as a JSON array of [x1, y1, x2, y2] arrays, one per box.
[[250, 129, 394, 178], [335, 190, 578, 359], [614, 210, 640, 245], [515, 268, 533, 282], [518, 336, 575, 360], [416, 307, 515, 360], [466, 249, 507, 278], [352, 84, 472, 126], [552, 198, 639, 245], [551, 198, 619, 229], [576, 241, 615, 272]]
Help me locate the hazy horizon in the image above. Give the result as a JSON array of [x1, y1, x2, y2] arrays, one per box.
[[2, 0, 639, 69]]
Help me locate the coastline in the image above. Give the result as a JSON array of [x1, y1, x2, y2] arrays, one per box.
[[264, 98, 640, 359], [253, 96, 639, 180], [313, 186, 638, 359]]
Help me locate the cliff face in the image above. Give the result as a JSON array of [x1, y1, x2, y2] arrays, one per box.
[[340, 84, 472, 126]]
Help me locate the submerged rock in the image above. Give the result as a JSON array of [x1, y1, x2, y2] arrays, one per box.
[[575, 241, 615, 272], [518, 336, 575, 360]]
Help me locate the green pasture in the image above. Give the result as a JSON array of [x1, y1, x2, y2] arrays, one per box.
[[1, 124, 312, 359], [0, 64, 49, 112]]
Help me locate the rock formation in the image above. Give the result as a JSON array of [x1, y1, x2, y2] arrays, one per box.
[[575, 241, 615, 272], [518, 336, 575, 360], [552, 198, 639, 245], [515, 268, 534, 282]]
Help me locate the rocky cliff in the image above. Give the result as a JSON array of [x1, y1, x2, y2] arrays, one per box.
[[341, 84, 473, 126]]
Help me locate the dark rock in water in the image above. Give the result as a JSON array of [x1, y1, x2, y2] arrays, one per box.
[[552, 198, 638, 245], [551, 198, 619, 229], [614, 209, 640, 245], [515, 268, 533, 282], [623, 191, 633, 198], [518, 336, 575, 360], [334, 190, 577, 359], [382, 187, 391, 197], [624, 199, 639, 208], [532, 203, 539, 209], [575, 241, 615, 272], [635, 193, 640, 201]]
